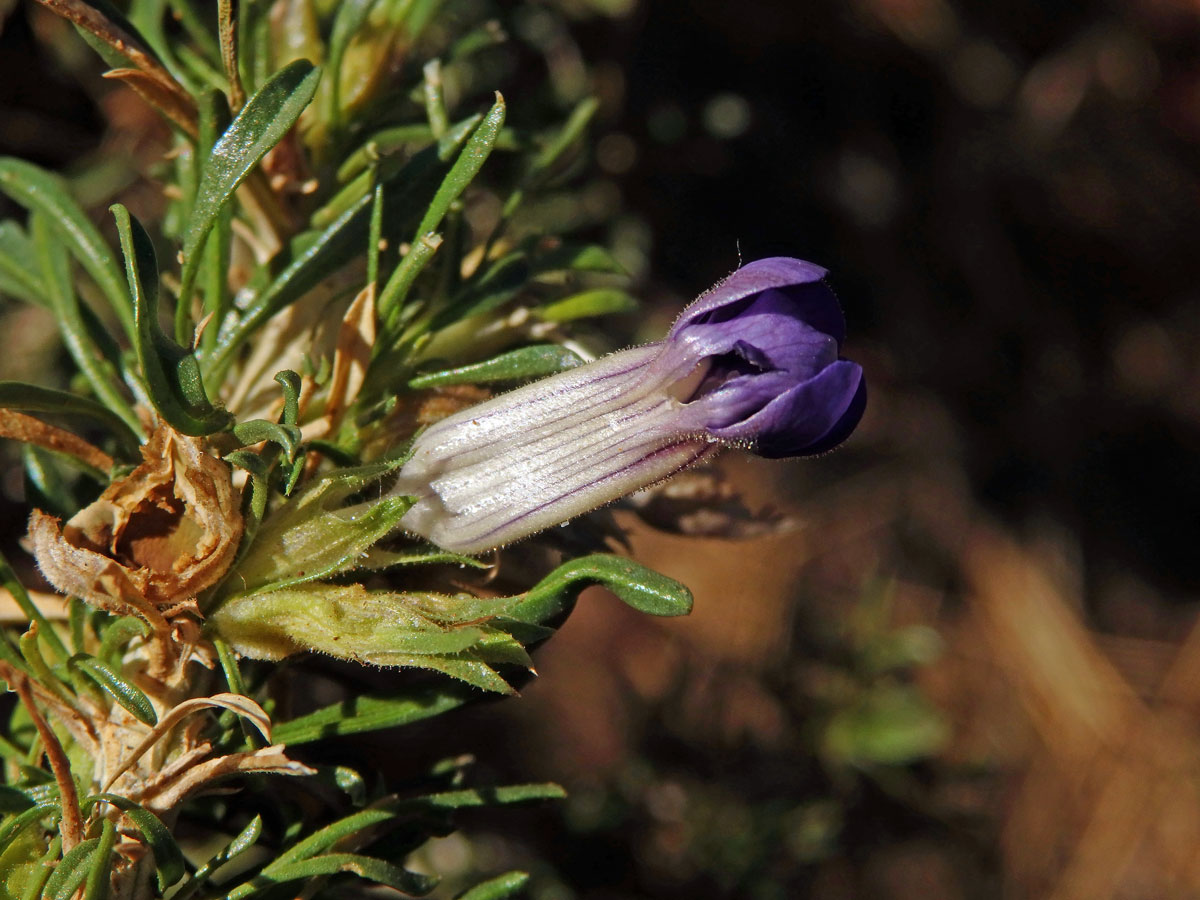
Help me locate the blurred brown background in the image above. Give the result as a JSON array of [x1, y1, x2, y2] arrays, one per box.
[[7, 0, 1200, 897]]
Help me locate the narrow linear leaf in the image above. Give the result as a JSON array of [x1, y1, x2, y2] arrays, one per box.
[[414, 93, 505, 239], [196, 89, 233, 353], [422, 59, 449, 138], [408, 345, 584, 389], [272, 683, 475, 745], [531, 96, 599, 176], [0, 158, 134, 339], [0, 220, 48, 305], [0, 802, 60, 850], [378, 232, 443, 326], [170, 815, 262, 900], [82, 818, 117, 900], [0, 551, 69, 662], [97, 616, 149, 664], [0, 784, 35, 813], [180, 60, 322, 306], [501, 96, 597, 217], [534, 288, 638, 323], [69, 654, 158, 726], [326, 0, 376, 121], [43, 837, 101, 900], [112, 203, 230, 435], [84, 794, 184, 890], [31, 212, 141, 436], [455, 871, 531, 900], [207, 188, 373, 381], [534, 242, 625, 275], [399, 783, 566, 812], [238, 854, 436, 899], [269, 807, 398, 867]]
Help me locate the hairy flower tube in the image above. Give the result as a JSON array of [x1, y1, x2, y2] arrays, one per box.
[[392, 257, 867, 554]]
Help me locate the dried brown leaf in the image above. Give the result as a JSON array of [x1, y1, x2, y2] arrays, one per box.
[[103, 68, 199, 138], [30, 424, 243, 620], [36, 0, 197, 135], [322, 283, 375, 434], [139, 744, 315, 812]]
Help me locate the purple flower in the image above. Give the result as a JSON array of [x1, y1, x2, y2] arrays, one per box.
[[392, 257, 866, 554]]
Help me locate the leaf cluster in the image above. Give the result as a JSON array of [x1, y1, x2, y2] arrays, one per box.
[[0, 1, 686, 897]]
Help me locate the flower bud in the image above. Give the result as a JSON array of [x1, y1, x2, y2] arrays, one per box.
[[392, 257, 866, 554]]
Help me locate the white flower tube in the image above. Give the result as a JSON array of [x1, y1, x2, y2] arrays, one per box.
[[391, 257, 867, 554]]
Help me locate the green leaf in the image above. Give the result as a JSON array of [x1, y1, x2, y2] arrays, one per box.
[[0, 785, 35, 814], [0, 221, 48, 305], [112, 203, 231, 435], [0, 551, 69, 663], [268, 807, 398, 868], [414, 94, 506, 240], [377, 232, 443, 328], [0, 158, 134, 340], [0, 802, 60, 851], [30, 212, 142, 437], [501, 96, 598, 217], [408, 345, 584, 389], [0, 382, 141, 457], [399, 783, 566, 812], [530, 96, 600, 178], [455, 871, 531, 900], [0, 818, 53, 900], [274, 370, 302, 426], [822, 684, 950, 767], [230, 419, 303, 461], [422, 59, 450, 139], [372, 97, 509, 329], [97, 616, 149, 664], [223, 460, 408, 595], [180, 60, 322, 308], [534, 242, 625, 275], [428, 251, 529, 330], [196, 89, 234, 355], [84, 794, 184, 890], [326, 0, 376, 122], [170, 815, 262, 900], [68, 654, 159, 726], [508, 554, 693, 626], [43, 837, 100, 900], [207, 189, 374, 381], [534, 288, 638, 323], [308, 765, 368, 806], [272, 683, 476, 745], [82, 819, 117, 900], [234, 854, 436, 899], [210, 583, 531, 693]]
